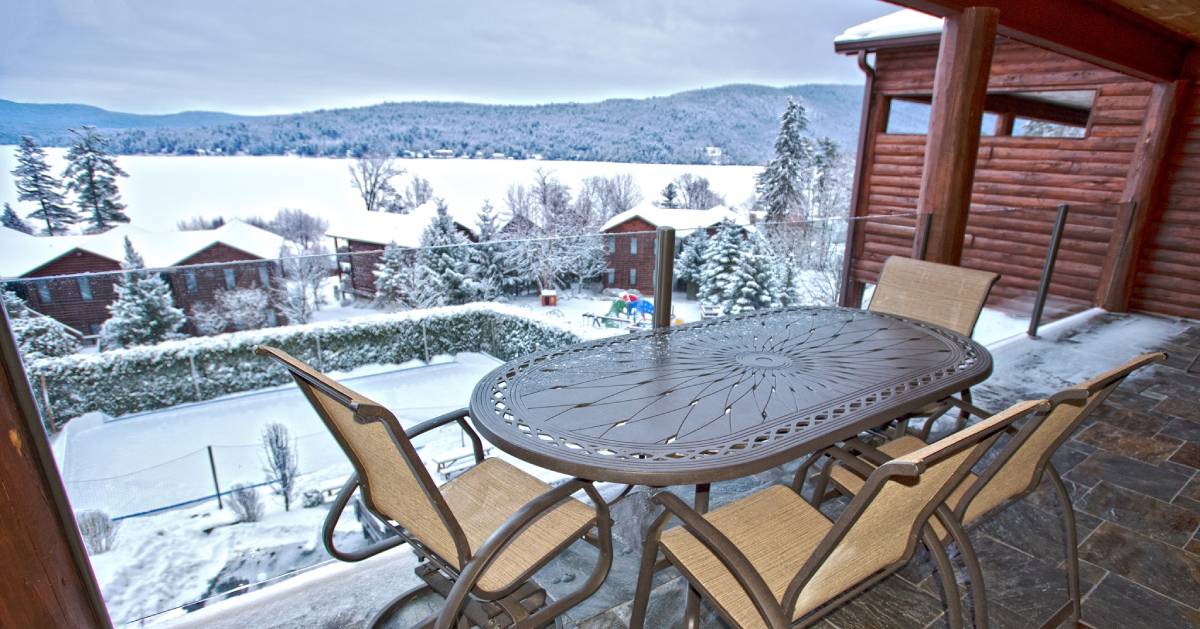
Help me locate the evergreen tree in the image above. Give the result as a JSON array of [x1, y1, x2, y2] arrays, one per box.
[[725, 232, 783, 314], [100, 238, 186, 348], [418, 201, 478, 305], [756, 99, 812, 223], [62, 126, 130, 233], [373, 242, 443, 309], [11, 136, 75, 235], [658, 182, 680, 208], [2, 203, 34, 234], [697, 220, 743, 309], [674, 231, 708, 285], [470, 201, 519, 299], [777, 252, 803, 307]]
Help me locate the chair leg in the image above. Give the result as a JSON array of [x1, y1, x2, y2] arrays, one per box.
[[937, 507, 988, 629], [630, 510, 672, 629], [1045, 463, 1083, 625], [683, 484, 710, 629], [956, 388, 973, 432], [922, 526, 965, 629]]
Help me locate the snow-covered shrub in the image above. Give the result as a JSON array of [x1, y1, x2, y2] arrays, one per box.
[[302, 488, 325, 509], [228, 484, 263, 523], [11, 315, 80, 360], [76, 510, 118, 554], [216, 287, 271, 331], [100, 238, 187, 349], [27, 304, 580, 429]]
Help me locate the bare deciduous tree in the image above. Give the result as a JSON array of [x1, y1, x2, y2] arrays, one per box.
[[76, 510, 119, 554], [228, 484, 264, 523], [349, 154, 404, 212], [262, 422, 299, 511], [673, 173, 725, 209], [270, 208, 328, 249], [399, 175, 434, 211]]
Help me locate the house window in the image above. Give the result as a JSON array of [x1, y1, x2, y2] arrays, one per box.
[[266, 309, 278, 326], [184, 271, 198, 293], [630, 237, 637, 255], [606, 268, 615, 285], [629, 268, 637, 286], [607, 236, 616, 254], [223, 268, 236, 289], [77, 277, 92, 301], [36, 281, 51, 303], [257, 266, 270, 288]]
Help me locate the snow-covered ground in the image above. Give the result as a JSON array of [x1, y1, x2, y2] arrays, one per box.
[[0, 148, 762, 231]]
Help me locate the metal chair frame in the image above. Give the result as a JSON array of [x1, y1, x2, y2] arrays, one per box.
[[258, 346, 614, 629]]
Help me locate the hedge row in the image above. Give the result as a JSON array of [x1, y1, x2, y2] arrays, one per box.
[[27, 304, 583, 430]]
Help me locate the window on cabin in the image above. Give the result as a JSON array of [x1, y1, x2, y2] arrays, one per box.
[[630, 236, 637, 255], [77, 277, 93, 301], [184, 271, 198, 293], [223, 268, 236, 289], [606, 268, 615, 285], [607, 236, 616, 254], [36, 281, 51, 303], [257, 266, 270, 287], [883, 89, 1094, 139], [629, 268, 637, 286]]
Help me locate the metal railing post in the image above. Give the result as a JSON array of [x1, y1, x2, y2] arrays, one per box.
[[1028, 204, 1070, 338], [653, 226, 676, 329], [207, 445, 223, 509]]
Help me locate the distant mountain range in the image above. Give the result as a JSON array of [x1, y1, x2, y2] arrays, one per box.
[[0, 84, 914, 165]]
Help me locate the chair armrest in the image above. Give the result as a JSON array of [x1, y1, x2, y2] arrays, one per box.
[[435, 479, 610, 629], [322, 474, 406, 562], [651, 492, 790, 628], [824, 443, 881, 479], [406, 408, 486, 464]]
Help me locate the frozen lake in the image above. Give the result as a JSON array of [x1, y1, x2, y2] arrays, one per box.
[[0, 146, 763, 231]]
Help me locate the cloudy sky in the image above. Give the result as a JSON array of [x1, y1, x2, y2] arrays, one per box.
[[1, 0, 894, 115]]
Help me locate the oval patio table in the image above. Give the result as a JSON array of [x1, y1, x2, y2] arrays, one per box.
[[469, 306, 992, 488]]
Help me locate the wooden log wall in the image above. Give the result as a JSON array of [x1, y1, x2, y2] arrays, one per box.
[[851, 38, 1152, 314], [1130, 82, 1200, 319]]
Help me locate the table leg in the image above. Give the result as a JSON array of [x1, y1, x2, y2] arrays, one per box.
[[683, 483, 710, 629]]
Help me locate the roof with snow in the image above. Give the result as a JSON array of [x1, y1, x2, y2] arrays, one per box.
[[834, 9, 943, 49], [325, 202, 477, 246], [0, 219, 286, 278], [600, 204, 744, 238]]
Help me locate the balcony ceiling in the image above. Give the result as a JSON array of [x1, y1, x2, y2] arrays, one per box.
[[1109, 0, 1200, 41]]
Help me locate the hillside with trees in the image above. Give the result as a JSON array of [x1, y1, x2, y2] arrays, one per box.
[[1, 84, 920, 164]]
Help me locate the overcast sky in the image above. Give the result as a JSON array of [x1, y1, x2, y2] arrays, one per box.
[[0, 0, 894, 115]]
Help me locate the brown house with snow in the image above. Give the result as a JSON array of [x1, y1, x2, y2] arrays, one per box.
[[600, 205, 742, 294]]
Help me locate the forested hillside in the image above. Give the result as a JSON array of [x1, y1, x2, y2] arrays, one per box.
[[1, 84, 913, 165]]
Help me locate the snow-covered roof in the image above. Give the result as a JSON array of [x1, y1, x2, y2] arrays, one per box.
[[601, 204, 743, 238], [0, 220, 286, 278], [325, 202, 477, 246], [834, 9, 943, 48]]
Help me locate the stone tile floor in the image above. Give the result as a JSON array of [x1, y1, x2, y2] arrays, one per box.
[[169, 312, 1200, 629]]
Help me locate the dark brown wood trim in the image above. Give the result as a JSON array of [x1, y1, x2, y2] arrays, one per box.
[[914, 7, 999, 265], [1096, 79, 1191, 311], [839, 52, 881, 308], [884, 0, 1192, 82], [0, 310, 111, 628]]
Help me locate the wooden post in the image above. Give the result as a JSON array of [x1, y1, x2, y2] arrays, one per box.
[[838, 51, 889, 308], [1096, 80, 1188, 312], [0, 311, 111, 627], [993, 112, 1016, 136], [912, 7, 999, 265]]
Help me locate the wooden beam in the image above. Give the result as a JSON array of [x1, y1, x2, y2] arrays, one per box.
[[994, 111, 1016, 136], [913, 7, 999, 265], [1096, 79, 1190, 311], [887, 0, 1192, 82], [0, 311, 111, 628], [839, 53, 888, 308]]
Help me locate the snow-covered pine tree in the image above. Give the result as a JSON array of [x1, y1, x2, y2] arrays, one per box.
[[724, 233, 783, 314], [674, 231, 708, 286], [418, 201, 479, 305], [11, 136, 76, 235], [99, 238, 186, 349], [374, 242, 444, 309], [470, 201, 519, 300], [2, 203, 33, 234], [756, 99, 812, 224], [777, 252, 803, 307], [62, 126, 130, 233], [658, 182, 680, 208], [697, 219, 743, 310]]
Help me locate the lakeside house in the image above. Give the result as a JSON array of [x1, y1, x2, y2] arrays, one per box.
[[599, 204, 741, 293], [0, 220, 286, 338]]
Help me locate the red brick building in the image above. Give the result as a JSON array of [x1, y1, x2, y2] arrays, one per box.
[[600, 205, 740, 294], [1, 221, 286, 338]]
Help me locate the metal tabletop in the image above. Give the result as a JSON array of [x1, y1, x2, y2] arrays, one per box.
[[469, 306, 992, 486]]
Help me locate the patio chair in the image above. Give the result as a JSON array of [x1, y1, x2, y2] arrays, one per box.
[[629, 398, 1049, 629], [810, 352, 1166, 628], [869, 255, 1000, 437], [255, 346, 613, 629]]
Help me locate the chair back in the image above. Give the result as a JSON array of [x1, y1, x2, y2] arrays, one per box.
[[256, 346, 467, 566], [956, 352, 1166, 523], [784, 399, 1047, 620], [868, 256, 999, 336]]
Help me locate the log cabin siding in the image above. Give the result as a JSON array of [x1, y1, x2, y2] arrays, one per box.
[[852, 38, 1153, 313], [1131, 83, 1200, 319]]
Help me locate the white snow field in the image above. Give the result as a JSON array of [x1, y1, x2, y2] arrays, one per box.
[[0, 147, 763, 231]]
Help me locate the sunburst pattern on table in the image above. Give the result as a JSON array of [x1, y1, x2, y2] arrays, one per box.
[[477, 307, 984, 474]]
